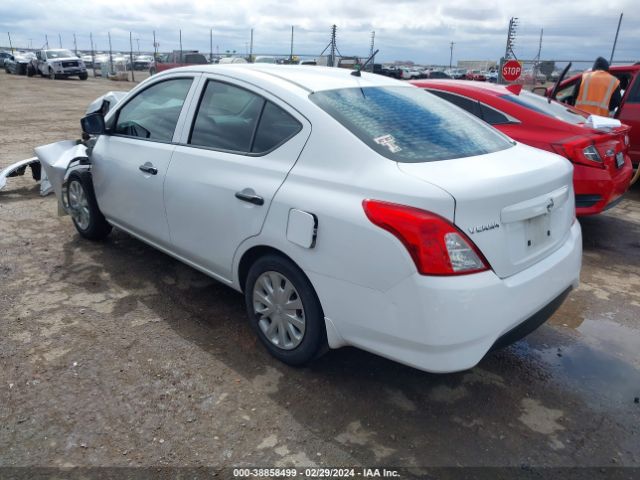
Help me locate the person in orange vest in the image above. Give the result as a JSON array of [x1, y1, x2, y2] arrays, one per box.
[[572, 57, 622, 117]]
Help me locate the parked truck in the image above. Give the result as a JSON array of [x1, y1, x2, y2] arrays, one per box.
[[27, 48, 88, 80]]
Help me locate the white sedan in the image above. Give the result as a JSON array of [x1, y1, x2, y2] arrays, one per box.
[[37, 65, 581, 373]]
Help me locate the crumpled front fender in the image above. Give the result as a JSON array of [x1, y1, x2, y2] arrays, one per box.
[[34, 140, 89, 216]]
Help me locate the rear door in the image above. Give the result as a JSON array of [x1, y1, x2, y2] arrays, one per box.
[[165, 77, 311, 281], [92, 75, 199, 247]]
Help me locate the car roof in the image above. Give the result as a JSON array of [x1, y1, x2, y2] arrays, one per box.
[[169, 64, 403, 94]]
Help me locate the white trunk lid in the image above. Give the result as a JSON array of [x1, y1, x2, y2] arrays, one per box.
[[398, 143, 575, 278]]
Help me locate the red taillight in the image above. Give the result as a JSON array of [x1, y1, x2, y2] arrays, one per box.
[[362, 200, 490, 276], [552, 138, 605, 168]]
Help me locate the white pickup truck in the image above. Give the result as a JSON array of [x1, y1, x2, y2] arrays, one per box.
[[28, 48, 88, 80]]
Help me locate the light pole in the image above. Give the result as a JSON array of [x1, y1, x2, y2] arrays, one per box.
[[449, 41, 454, 70]]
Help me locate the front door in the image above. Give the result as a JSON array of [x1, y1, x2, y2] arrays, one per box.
[[91, 76, 197, 247], [614, 71, 640, 165], [164, 78, 310, 281]]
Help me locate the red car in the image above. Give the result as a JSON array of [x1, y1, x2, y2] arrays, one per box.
[[411, 80, 633, 216], [544, 64, 640, 167], [149, 50, 208, 75]]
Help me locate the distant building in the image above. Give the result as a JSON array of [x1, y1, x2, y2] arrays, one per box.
[[457, 60, 497, 71]]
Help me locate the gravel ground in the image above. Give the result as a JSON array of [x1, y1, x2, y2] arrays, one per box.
[[1, 70, 639, 472]]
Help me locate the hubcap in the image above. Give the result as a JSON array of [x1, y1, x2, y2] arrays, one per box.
[[68, 180, 91, 230], [253, 271, 305, 350]]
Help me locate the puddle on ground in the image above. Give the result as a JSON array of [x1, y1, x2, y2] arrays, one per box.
[[511, 318, 640, 409]]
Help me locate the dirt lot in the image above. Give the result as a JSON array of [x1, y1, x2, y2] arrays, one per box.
[[1, 71, 639, 473]]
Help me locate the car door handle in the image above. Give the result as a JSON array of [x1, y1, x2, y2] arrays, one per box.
[[138, 163, 158, 175], [235, 191, 264, 206]]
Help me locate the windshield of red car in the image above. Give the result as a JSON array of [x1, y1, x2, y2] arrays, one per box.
[[501, 90, 587, 125]]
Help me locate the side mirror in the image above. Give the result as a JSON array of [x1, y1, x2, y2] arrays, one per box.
[[81, 112, 106, 135]]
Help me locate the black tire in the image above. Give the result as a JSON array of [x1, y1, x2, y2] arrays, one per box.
[[66, 171, 112, 240], [48, 68, 56, 80], [26, 65, 35, 77], [149, 67, 156, 76], [79, 72, 88, 80], [245, 254, 328, 366]]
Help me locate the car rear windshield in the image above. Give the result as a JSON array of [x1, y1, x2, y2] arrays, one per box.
[[309, 86, 512, 162], [501, 90, 587, 125]]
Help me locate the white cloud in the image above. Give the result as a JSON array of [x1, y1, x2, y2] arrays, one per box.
[[1, 0, 637, 64]]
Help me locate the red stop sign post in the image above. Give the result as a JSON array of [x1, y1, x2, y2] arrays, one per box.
[[502, 60, 522, 82]]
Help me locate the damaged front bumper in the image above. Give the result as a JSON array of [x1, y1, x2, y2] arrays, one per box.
[[34, 140, 91, 216], [0, 157, 43, 192]]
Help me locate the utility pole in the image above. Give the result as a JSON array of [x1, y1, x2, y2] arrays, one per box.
[[73, 33, 78, 56], [500, 17, 519, 83], [45, 34, 49, 49], [610, 12, 623, 64], [58, 33, 62, 48], [28, 38, 32, 49], [108, 31, 114, 76], [369, 31, 376, 71], [90, 32, 96, 77], [210, 28, 213, 62], [129, 31, 135, 82], [289, 26, 294, 63], [7, 32, 13, 53], [249, 28, 253, 62], [449, 41, 454, 70], [329, 24, 337, 67], [179, 29, 182, 62], [153, 30, 158, 60]]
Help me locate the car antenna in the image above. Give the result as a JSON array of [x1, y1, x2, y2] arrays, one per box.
[[351, 49, 379, 77]]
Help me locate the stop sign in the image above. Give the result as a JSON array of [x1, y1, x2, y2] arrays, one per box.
[[502, 60, 522, 82]]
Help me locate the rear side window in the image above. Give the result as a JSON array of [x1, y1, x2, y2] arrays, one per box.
[[252, 102, 302, 153], [310, 86, 512, 163], [189, 80, 301, 154], [428, 89, 481, 117], [114, 78, 193, 142], [479, 104, 513, 125]]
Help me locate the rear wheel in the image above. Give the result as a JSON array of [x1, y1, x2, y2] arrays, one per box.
[[245, 254, 328, 366], [67, 171, 112, 240]]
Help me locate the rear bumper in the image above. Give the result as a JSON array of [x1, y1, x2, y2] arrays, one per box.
[[313, 221, 582, 373], [574, 159, 633, 216]]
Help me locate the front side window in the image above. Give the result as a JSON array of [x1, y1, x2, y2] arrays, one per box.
[[310, 86, 512, 163], [114, 78, 193, 142]]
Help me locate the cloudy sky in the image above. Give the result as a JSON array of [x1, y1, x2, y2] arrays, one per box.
[[1, 0, 638, 65]]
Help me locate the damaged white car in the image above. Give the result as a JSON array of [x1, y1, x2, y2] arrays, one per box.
[[26, 66, 581, 373]]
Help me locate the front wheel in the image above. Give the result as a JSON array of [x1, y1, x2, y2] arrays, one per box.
[[26, 65, 35, 77], [79, 72, 88, 80], [245, 254, 328, 366], [67, 171, 112, 240], [48, 68, 56, 80]]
